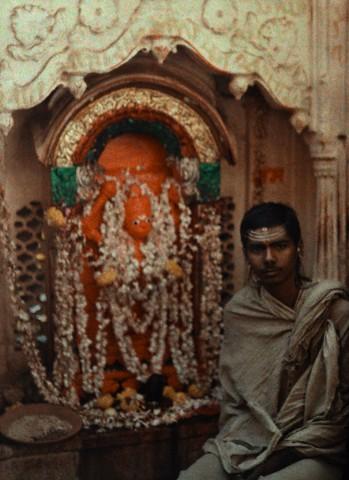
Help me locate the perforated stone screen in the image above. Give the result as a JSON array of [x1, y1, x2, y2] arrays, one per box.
[[14, 201, 50, 352], [220, 197, 235, 305]]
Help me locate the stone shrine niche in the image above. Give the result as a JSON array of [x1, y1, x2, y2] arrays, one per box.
[[12, 72, 235, 429]]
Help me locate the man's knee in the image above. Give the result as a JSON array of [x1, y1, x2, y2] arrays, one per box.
[[176, 453, 229, 480], [259, 458, 343, 480]]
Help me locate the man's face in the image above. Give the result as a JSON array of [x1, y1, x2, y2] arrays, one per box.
[[245, 225, 298, 287]]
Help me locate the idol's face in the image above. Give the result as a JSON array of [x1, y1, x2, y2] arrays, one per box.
[[245, 225, 298, 288], [124, 213, 152, 241]]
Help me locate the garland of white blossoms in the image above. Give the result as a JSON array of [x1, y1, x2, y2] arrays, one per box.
[[89, 173, 199, 383], [2, 168, 224, 428], [198, 206, 223, 390]]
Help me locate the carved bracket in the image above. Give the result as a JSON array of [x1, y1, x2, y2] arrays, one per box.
[[0, 113, 14, 137]]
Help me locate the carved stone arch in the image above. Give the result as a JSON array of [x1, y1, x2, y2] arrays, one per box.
[[34, 67, 237, 169]]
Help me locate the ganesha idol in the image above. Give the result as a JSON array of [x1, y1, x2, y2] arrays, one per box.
[[72, 133, 200, 404]]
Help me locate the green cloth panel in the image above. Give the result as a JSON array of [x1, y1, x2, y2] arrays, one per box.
[[85, 118, 181, 163], [51, 166, 77, 206], [197, 163, 221, 202]]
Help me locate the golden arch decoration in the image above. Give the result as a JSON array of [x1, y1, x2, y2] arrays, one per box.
[[51, 87, 221, 167]]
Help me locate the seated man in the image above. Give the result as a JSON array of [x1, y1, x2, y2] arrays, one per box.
[[178, 202, 349, 480]]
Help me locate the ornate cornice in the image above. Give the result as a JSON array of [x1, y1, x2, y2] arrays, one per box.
[[0, 0, 311, 129]]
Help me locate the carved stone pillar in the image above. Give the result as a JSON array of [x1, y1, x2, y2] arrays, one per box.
[[310, 140, 342, 281]]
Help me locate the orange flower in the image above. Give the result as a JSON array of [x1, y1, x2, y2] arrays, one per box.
[[188, 384, 205, 399], [96, 393, 114, 410]]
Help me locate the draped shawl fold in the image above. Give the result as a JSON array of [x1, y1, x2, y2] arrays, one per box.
[[204, 280, 349, 474]]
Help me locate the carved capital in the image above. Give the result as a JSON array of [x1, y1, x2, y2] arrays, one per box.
[[312, 158, 337, 178], [306, 133, 340, 160]]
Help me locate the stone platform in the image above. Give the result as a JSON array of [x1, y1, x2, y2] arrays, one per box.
[[0, 414, 218, 480]]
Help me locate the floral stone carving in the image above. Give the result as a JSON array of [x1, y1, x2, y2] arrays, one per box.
[[79, 0, 120, 34], [0, 0, 310, 127], [7, 4, 68, 62]]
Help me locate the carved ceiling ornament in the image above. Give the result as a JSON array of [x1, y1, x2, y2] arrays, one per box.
[[79, 0, 120, 34], [52, 87, 220, 167], [202, 0, 239, 34], [7, 4, 69, 62], [0, 0, 310, 129]]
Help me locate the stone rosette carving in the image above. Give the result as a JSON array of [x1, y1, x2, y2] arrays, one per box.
[[53, 87, 220, 166], [202, 0, 238, 34], [7, 4, 68, 62], [79, 0, 119, 34]]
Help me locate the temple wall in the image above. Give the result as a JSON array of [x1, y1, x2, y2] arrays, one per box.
[[217, 89, 316, 290]]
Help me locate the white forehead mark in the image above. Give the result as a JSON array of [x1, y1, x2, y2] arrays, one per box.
[[246, 226, 287, 243]]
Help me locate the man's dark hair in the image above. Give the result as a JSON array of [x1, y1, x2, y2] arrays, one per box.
[[240, 202, 302, 250]]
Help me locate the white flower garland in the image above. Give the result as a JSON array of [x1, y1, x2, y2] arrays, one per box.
[[91, 174, 194, 382], [198, 205, 223, 389], [2, 168, 224, 429]]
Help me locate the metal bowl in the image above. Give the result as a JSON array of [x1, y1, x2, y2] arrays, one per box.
[[0, 403, 82, 445]]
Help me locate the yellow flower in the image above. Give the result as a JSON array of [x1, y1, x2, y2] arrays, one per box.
[[163, 385, 176, 400], [117, 388, 141, 412], [188, 384, 205, 399], [45, 206, 66, 228], [116, 387, 137, 400], [173, 392, 188, 405], [96, 393, 114, 410], [165, 259, 184, 278], [95, 269, 117, 287], [119, 397, 141, 412]]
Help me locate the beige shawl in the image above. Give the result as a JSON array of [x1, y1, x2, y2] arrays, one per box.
[[204, 280, 349, 474]]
